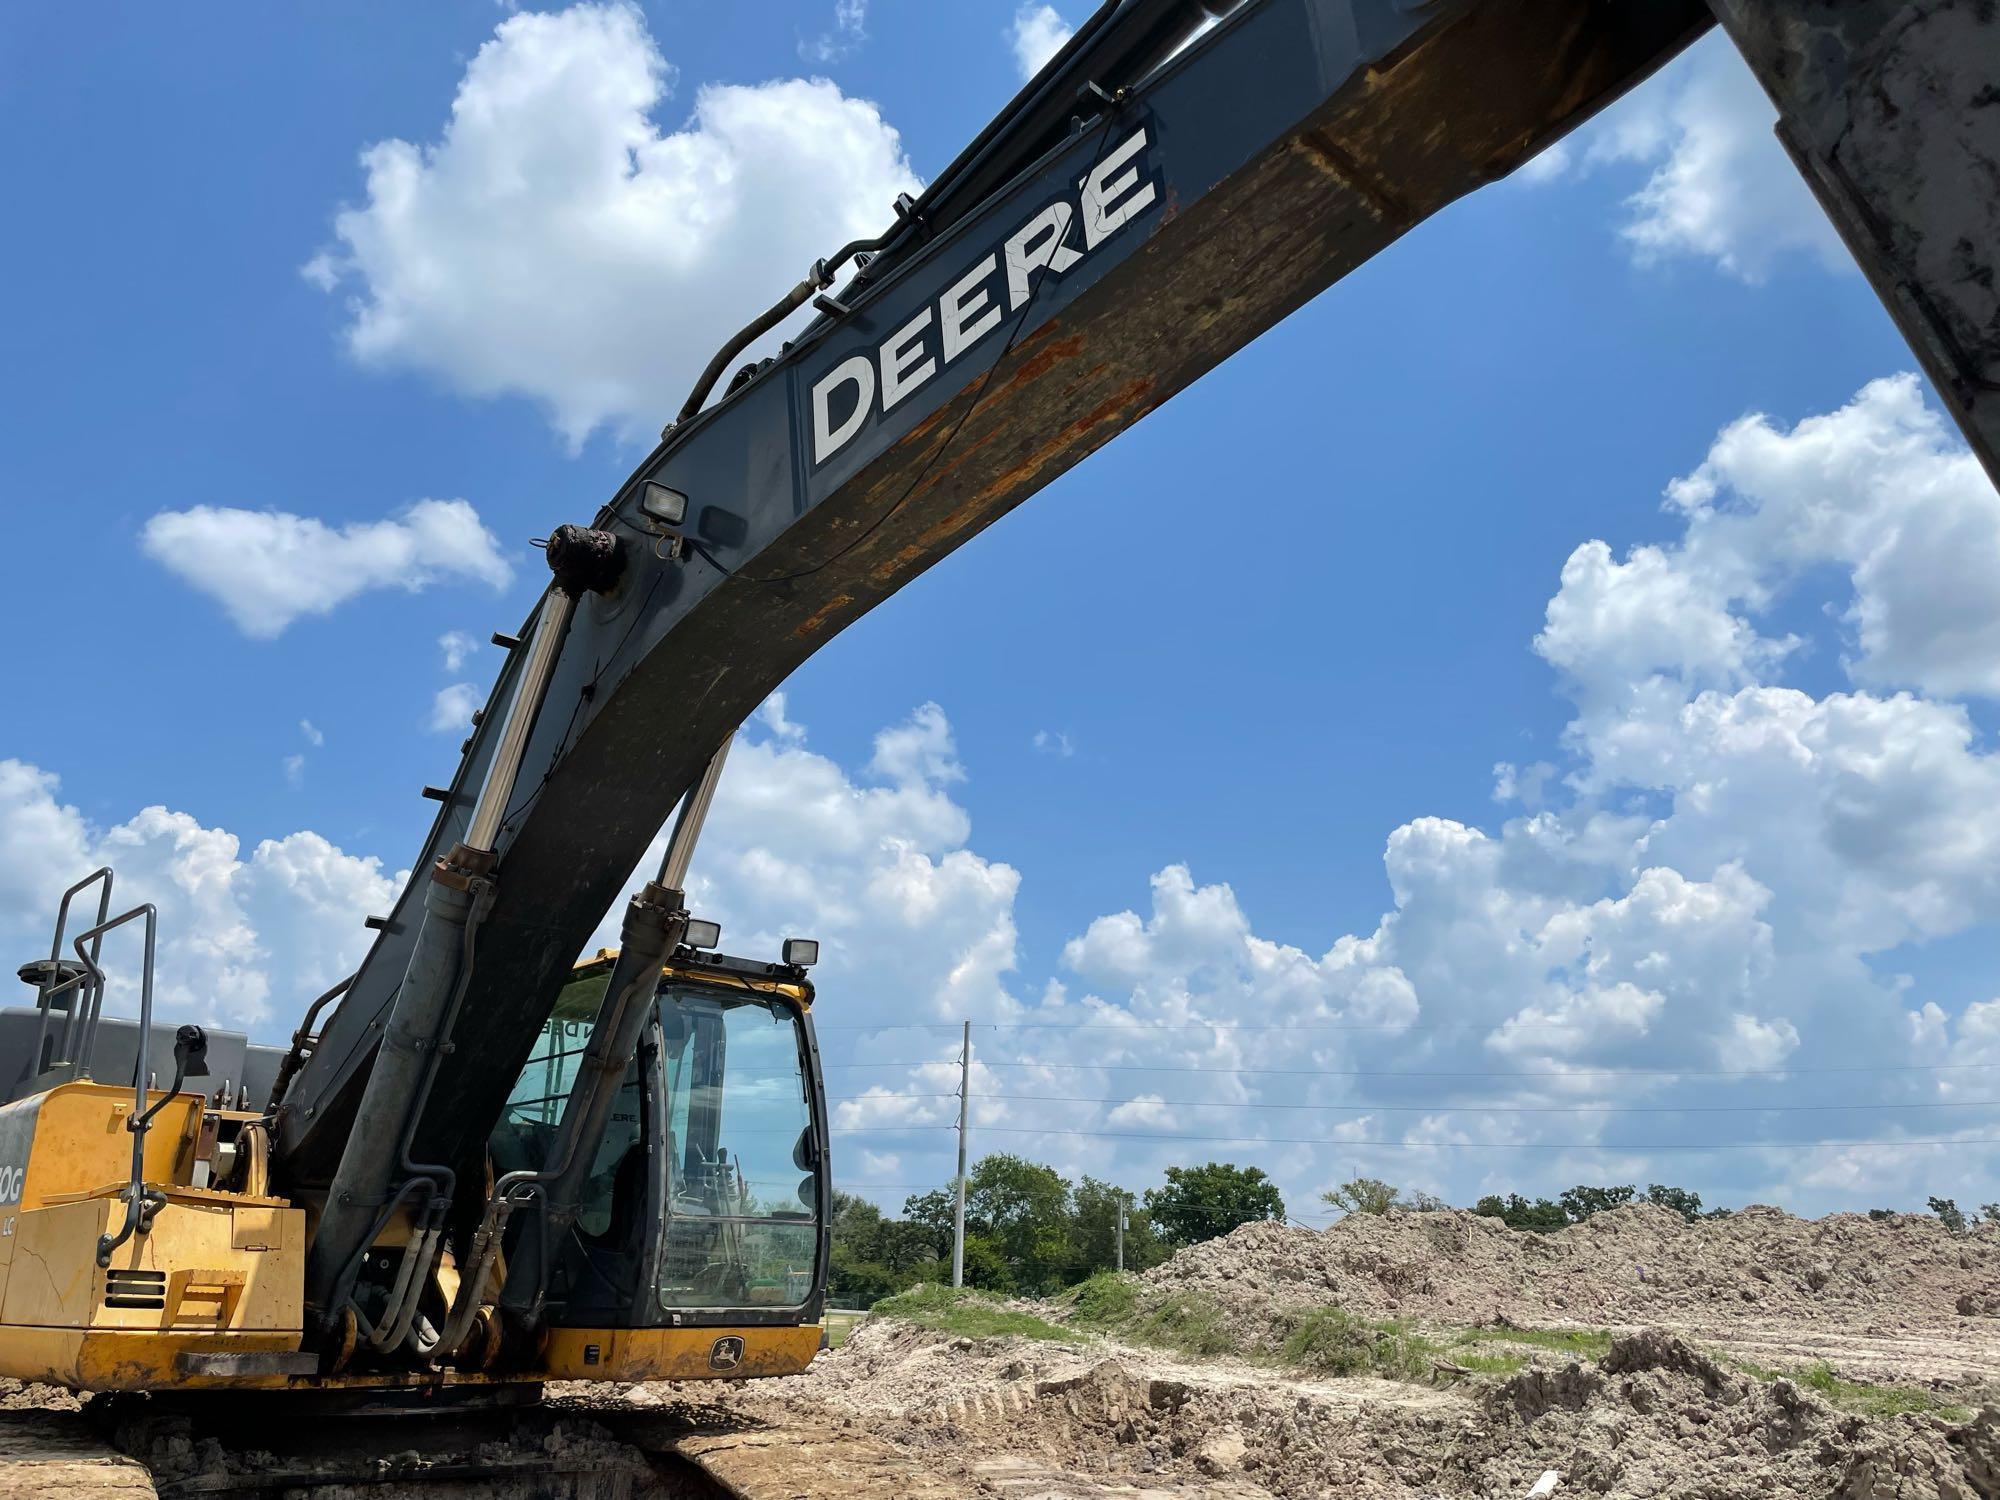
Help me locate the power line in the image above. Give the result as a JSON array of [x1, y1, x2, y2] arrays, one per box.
[[814, 1019, 1593, 1035], [827, 1091, 2000, 1115], [836, 1123, 2000, 1150], [822, 1059, 2000, 1080]]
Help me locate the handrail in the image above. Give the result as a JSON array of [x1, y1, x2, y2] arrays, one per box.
[[29, 867, 113, 1081], [66, 904, 167, 1266], [265, 973, 354, 1119]]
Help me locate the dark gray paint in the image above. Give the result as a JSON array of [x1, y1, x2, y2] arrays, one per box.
[[1711, 0, 2000, 491]]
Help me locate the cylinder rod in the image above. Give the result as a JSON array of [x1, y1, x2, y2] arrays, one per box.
[[466, 590, 574, 854], [657, 734, 733, 891]]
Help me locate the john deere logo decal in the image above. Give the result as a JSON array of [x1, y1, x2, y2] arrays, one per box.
[[709, 1336, 745, 1371]]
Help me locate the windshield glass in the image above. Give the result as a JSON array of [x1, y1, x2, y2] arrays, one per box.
[[495, 964, 642, 1241], [658, 985, 819, 1310]]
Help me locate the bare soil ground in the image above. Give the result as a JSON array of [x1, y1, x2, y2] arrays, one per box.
[[645, 1206, 2000, 1498], [674, 1320, 2000, 1499], [4, 1207, 1996, 1498]]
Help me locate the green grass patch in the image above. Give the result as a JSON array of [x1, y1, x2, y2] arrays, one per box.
[[1455, 1325, 1614, 1360], [1795, 1361, 1970, 1422], [1066, 1278, 1519, 1384], [1280, 1307, 1440, 1380], [1063, 1270, 1142, 1327], [1727, 1356, 1970, 1422], [1128, 1291, 1241, 1357], [823, 1310, 868, 1349], [1059, 1274, 1242, 1358], [869, 1284, 1080, 1343], [1453, 1350, 1529, 1375]]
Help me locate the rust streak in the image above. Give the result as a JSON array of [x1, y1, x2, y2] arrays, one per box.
[[969, 375, 1157, 511], [863, 335, 1095, 529], [793, 592, 855, 639], [995, 333, 1087, 399], [876, 376, 1160, 588], [859, 377, 1156, 588]]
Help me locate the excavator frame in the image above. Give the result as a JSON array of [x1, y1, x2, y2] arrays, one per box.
[[2, 0, 1996, 1492]]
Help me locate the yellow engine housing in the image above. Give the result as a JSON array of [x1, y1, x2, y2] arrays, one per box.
[[0, 1081, 302, 1389]]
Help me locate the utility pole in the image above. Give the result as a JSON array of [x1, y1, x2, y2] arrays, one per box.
[[951, 1020, 970, 1289], [1115, 1193, 1127, 1273]]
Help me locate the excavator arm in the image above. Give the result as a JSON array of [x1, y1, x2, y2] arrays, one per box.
[[267, 0, 2000, 1335]]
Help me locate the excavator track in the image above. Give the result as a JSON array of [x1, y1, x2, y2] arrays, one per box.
[[0, 1382, 964, 1500], [0, 1386, 1154, 1500]]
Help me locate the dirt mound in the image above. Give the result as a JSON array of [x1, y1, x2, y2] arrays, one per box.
[[753, 1320, 2000, 1498], [1471, 1332, 1995, 1499], [1147, 1205, 2000, 1337]]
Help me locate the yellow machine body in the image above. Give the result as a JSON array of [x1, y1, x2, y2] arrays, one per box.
[[0, 1027, 824, 1393], [0, 1081, 298, 1389]]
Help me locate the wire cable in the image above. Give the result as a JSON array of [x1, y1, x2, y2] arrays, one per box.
[[825, 1091, 2000, 1115], [820, 1058, 2000, 1080], [813, 1018, 1602, 1034], [837, 1123, 2000, 1150]]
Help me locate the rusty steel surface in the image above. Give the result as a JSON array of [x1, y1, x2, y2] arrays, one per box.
[[277, 0, 1713, 1190], [1711, 0, 2000, 490]]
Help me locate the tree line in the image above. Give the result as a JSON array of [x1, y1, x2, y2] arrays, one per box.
[[829, 1154, 1285, 1302], [1469, 1182, 1726, 1231], [1314, 1176, 1723, 1229]]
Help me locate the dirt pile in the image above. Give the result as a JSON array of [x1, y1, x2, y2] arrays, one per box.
[[725, 1316, 1469, 1497], [1472, 1331, 1999, 1499], [1148, 1205, 2000, 1337], [754, 1320, 2000, 1498]]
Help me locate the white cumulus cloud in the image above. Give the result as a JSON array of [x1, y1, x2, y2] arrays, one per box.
[[753, 691, 806, 745], [870, 374, 2000, 1214], [305, 1, 921, 448], [1522, 35, 1845, 282], [430, 683, 481, 734], [1032, 729, 1075, 758], [142, 500, 512, 638], [1008, 4, 1072, 81], [0, 761, 399, 1032]]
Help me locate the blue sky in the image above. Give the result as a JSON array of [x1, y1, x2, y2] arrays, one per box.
[[5, 2, 1998, 1222]]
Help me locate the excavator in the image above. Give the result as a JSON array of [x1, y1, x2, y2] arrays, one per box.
[[2, 0, 1994, 1491]]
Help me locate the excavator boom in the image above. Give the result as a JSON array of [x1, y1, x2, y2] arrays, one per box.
[[278, 0, 1720, 1218]]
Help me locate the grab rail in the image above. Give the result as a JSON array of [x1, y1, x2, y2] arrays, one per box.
[[65, 904, 171, 1266], [27, 867, 114, 1082]]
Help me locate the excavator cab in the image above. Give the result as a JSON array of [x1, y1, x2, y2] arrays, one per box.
[[496, 944, 832, 1362]]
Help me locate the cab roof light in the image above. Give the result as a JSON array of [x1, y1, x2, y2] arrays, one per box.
[[684, 917, 722, 950], [782, 938, 819, 969]]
